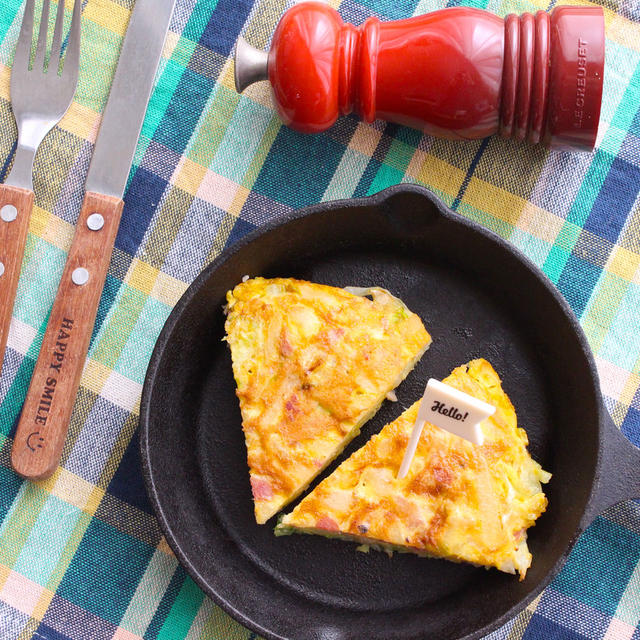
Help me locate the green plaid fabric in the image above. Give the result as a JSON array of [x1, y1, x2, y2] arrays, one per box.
[[0, 0, 638, 638]]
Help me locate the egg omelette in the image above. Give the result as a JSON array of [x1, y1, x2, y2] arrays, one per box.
[[276, 359, 551, 579], [224, 277, 432, 524]]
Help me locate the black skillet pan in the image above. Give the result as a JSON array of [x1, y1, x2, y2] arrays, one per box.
[[140, 184, 640, 640]]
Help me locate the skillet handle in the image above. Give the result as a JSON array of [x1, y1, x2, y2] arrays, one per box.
[[585, 409, 640, 523]]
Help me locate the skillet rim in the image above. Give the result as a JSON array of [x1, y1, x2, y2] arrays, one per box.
[[139, 183, 604, 640]]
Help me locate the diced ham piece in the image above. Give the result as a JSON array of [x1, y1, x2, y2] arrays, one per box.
[[285, 394, 300, 418], [250, 477, 273, 500], [316, 515, 339, 531], [326, 328, 345, 344]]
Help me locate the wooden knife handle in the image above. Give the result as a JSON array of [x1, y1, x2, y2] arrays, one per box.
[[11, 192, 124, 480], [0, 185, 34, 376]]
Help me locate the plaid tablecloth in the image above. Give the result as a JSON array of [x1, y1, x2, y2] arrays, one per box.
[[0, 0, 638, 638]]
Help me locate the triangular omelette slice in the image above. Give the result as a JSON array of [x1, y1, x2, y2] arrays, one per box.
[[225, 277, 431, 524], [276, 359, 551, 579]]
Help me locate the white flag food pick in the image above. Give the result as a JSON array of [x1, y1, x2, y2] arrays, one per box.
[[397, 378, 496, 479]]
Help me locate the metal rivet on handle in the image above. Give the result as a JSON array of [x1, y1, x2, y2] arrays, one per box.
[[0, 262, 4, 278], [87, 213, 104, 231], [1, 204, 17, 222], [72, 267, 89, 286]]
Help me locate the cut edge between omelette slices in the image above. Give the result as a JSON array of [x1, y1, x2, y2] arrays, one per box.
[[224, 277, 432, 524], [276, 359, 551, 580]]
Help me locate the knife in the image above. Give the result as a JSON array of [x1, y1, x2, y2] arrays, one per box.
[[11, 0, 177, 480]]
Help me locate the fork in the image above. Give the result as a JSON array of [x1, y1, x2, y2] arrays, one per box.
[[0, 0, 81, 376]]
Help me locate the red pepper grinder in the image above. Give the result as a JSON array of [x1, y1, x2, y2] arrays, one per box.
[[234, 2, 604, 151]]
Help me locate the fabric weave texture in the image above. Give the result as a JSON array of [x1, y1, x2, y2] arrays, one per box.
[[0, 0, 638, 639]]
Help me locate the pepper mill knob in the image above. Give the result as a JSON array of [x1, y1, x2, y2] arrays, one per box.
[[234, 2, 604, 151], [234, 37, 269, 93]]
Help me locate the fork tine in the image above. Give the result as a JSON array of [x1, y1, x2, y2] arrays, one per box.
[[33, 0, 51, 72], [61, 0, 81, 80], [13, 0, 35, 71], [48, 0, 66, 74]]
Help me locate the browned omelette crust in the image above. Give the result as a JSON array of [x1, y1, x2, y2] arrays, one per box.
[[277, 359, 551, 579], [225, 278, 431, 524]]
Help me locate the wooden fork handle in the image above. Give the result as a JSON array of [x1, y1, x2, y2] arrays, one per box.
[[0, 184, 34, 377], [11, 191, 124, 480]]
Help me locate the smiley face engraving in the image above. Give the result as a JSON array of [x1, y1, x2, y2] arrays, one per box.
[[26, 432, 45, 452]]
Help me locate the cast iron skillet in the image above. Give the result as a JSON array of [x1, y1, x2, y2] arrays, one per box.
[[140, 185, 640, 640]]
